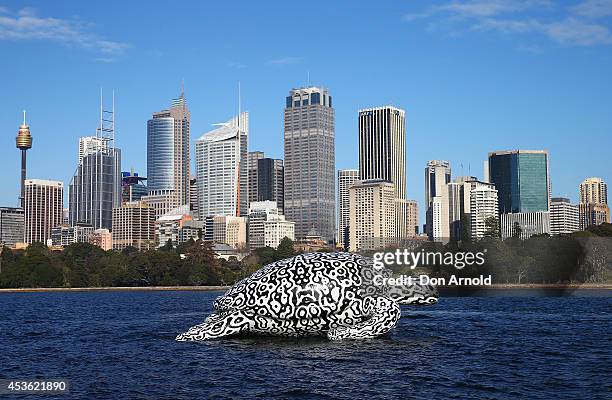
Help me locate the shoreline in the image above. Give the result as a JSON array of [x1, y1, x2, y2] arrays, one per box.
[[0, 283, 610, 293]]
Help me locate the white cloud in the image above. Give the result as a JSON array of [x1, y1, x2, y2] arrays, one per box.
[[404, 0, 550, 20], [572, 0, 612, 19], [404, 0, 612, 46], [0, 7, 129, 60], [268, 56, 302, 65], [475, 17, 612, 46]]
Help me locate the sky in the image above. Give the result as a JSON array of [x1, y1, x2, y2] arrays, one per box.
[[0, 0, 610, 223]]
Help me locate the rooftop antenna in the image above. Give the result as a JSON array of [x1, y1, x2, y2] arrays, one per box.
[[238, 81, 241, 128], [23, 110, 26, 125], [307, 70, 310, 86]]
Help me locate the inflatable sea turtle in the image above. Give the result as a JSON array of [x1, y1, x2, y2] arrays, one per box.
[[176, 252, 438, 341]]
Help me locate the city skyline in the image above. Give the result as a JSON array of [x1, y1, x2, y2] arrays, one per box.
[[0, 1, 611, 223]]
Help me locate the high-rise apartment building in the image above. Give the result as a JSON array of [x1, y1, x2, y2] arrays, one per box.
[[147, 90, 190, 209], [284, 87, 335, 242], [358, 106, 409, 239], [195, 113, 249, 219], [349, 180, 396, 251], [337, 169, 359, 249], [0, 207, 24, 246], [469, 185, 499, 239], [579, 177, 608, 204], [247, 201, 295, 251], [24, 179, 63, 244], [459, 179, 495, 240], [550, 197, 580, 235], [406, 200, 419, 237], [578, 177, 610, 229], [112, 201, 155, 251], [488, 150, 550, 214], [425, 160, 451, 241]]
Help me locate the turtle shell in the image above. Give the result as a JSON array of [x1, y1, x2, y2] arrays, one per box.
[[213, 252, 378, 321]]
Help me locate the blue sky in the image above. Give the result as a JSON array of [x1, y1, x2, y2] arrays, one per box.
[[0, 0, 610, 223]]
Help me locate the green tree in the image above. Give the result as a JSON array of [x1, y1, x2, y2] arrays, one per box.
[[484, 216, 500, 238], [255, 246, 276, 266], [274, 237, 295, 260]]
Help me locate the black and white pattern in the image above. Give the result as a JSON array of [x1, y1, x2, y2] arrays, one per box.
[[176, 252, 439, 341]]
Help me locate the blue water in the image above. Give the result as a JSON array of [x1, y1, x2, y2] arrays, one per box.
[[1, 290, 610, 399]]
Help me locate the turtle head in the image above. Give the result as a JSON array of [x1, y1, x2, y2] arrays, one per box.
[[387, 282, 439, 306]]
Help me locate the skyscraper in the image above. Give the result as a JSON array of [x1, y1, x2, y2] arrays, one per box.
[[337, 169, 359, 249], [69, 93, 121, 230], [24, 179, 63, 244], [248, 151, 265, 207], [488, 150, 550, 214], [424, 160, 451, 240], [147, 89, 190, 209], [578, 177, 610, 229], [358, 106, 409, 239], [488, 150, 551, 238], [257, 158, 284, 214], [195, 112, 249, 218], [284, 87, 335, 242], [15, 111, 32, 209]]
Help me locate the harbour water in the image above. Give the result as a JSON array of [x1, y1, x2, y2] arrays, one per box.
[[1, 290, 610, 399]]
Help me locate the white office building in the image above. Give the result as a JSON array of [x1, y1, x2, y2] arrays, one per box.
[[501, 211, 551, 240], [550, 197, 580, 235], [248, 201, 295, 250]]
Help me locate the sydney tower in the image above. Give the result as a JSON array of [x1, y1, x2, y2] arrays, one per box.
[[15, 111, 32, 208]]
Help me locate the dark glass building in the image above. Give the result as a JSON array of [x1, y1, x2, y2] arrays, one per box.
[[488, 150, 550, 213], [257, 158, 284, 214], [69, 148, 122, 230]]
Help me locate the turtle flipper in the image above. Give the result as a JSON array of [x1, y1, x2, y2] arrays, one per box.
[[176, 310, 252, 341], [327, 297, 401, 340]]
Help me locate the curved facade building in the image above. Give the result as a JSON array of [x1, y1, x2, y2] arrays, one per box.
[[195, 112, 248, 219], [147, 117, 175, 192], [146, 93, 190, 210]]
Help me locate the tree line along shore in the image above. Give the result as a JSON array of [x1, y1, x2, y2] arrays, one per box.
[[0, 224, 610, 289]]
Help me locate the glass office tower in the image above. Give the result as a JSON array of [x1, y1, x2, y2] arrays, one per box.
[[488, 150, 550, 213]]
